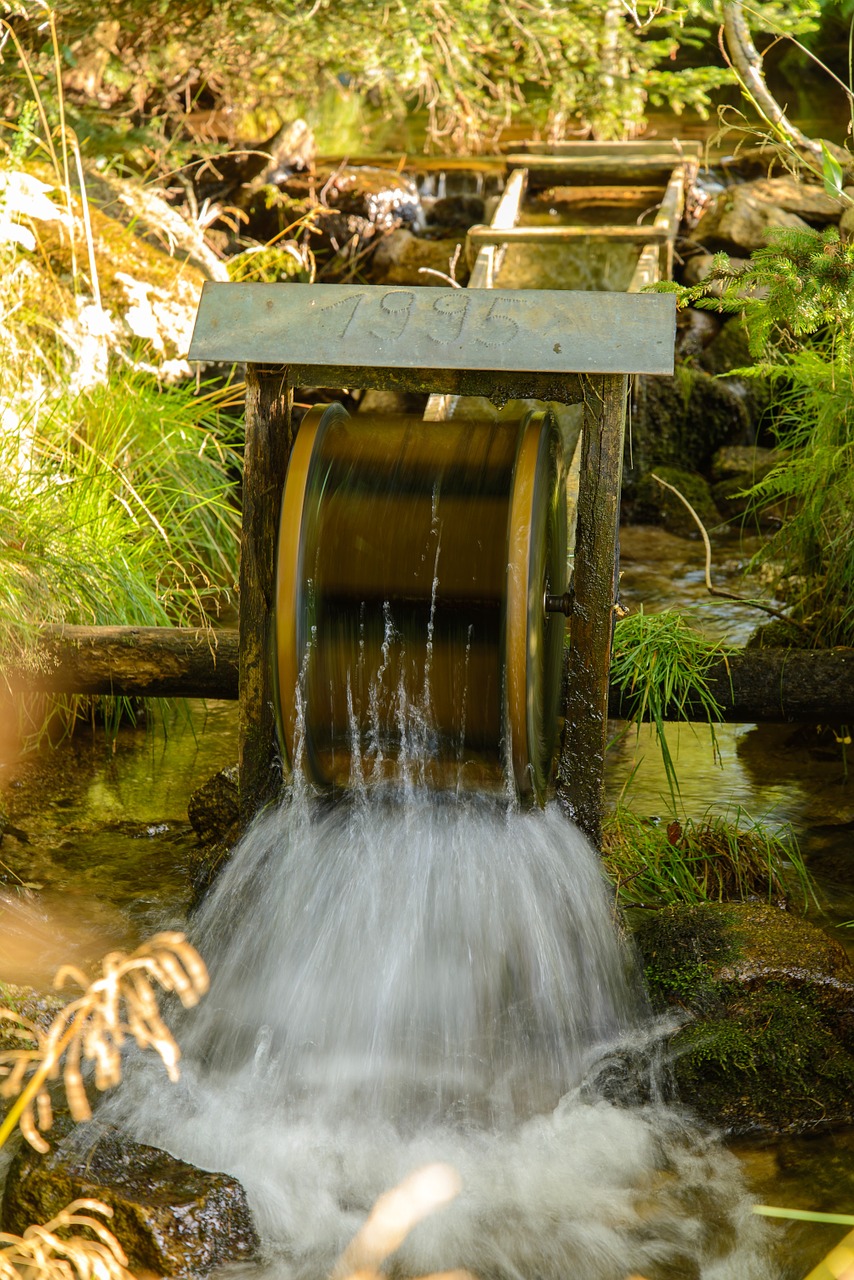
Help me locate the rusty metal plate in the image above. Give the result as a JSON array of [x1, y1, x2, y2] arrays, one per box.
[[188, 283, 676, 376]]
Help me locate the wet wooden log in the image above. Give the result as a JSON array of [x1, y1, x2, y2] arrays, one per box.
[[608, 646, 854, 724], [557, 373, 629, 845], [240, 366, 294, 820], [16, 626, 239, 698], [13, 630, 854, 724]]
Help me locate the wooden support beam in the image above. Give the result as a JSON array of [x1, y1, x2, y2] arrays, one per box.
[[239, 366, 293, 821], [557, 374, 628, 846]]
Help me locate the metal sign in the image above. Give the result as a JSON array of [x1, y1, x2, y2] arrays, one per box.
[[188, 283, 676, 376]]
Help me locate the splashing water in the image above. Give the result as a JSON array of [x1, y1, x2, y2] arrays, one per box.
[[108, 786, 772, 1280]]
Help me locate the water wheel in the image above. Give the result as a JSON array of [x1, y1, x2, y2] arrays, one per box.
[[274, 404, 567, 803]]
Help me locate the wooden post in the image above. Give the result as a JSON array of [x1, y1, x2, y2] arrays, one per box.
[[239, 365, 293, 822], [557, 373, 628, 846]]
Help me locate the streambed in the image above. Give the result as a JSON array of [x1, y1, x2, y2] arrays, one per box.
[[0, 530, 852, 1277]]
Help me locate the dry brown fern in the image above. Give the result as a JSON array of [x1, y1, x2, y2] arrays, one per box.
[[0, 931, 208, 1152]]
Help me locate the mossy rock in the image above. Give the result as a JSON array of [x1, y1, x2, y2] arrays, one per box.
[[697, 318, 771, 428], [627, 368, 751, 489], [746, 619, 816, 649], [631, 466, 720, 536], [2, 1115, 259, 1277], [635, 903, 854, 1136]]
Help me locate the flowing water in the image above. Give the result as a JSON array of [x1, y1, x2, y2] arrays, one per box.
[[108, 784, 773, 1280]]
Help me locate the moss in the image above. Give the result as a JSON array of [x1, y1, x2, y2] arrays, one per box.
[[672, 987, 854, 1135], [634, 904, 854, 1135], [626, 368, 750, 490], [746, 619, 816, 649]]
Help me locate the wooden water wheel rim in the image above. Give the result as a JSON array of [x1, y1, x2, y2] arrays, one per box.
[[275, 402, 349, 777], [274, 403, 565, 800], [505, 411, 545, 799]]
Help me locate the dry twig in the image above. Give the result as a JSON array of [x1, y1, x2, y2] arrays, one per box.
[[650, 472, 810, 631]]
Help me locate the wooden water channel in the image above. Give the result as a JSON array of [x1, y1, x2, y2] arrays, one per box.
[[18, 141, 854, 840]]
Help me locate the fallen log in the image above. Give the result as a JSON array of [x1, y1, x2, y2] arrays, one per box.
[[607, 647, 854, 724], [15, 626, 239, 700], [10, 627, 854, 723]]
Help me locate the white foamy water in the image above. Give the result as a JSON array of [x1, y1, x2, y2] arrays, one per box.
[[107, 790, 773, 1280]]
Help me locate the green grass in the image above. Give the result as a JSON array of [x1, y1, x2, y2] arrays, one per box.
[[602, 807, 817, 911], [609, 607, 731, 806], [1, 370, 241, 741]]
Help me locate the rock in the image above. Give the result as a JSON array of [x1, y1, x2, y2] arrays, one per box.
[[840, 204, 854, 239], [370, 229, 469, 287], [259, 118, 316, 179], [31, 180, 211, 378], [358, 389, 427, 416], [0, 982, 64, 1051], [631, 467, 721, 537], [187, 766, 239, 847], [626, 369, 750, 490], [680, 252, 756, 298], [187, 766, 240, 906], [635, 903, 854, 1136], [277, 166, 421, 230], [745, 619, 815, 650], [710, 445, 787, 523], [81, 170, 228, 283], [193, 119, 316, 209], [710, 445, 784, 482], [426, 194, 485, 229], [2, 1117, 260, 1278], [744, 176, 843, 223], [694, 185, 810, 254], [236, 185, 378, 265], [674, 307, 721, 359], [698, 318, 771, 427]]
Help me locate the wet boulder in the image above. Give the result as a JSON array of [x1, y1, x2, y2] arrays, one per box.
[[425, 194, 486, 230], [635, 903, 854, 1136], [694, 184, 810, 254], [631, 466, 720, 537], [187, 765, 239, 847], [276, 166, 421, 230], [2, 1117, 259, 1277], [370, 228, 470, 287], [625, 368, 750, 497], [743, 176, 843, 224], [681, 251, 748, 288], [709, 444, 785, 523], [187, 765, 239, 905]]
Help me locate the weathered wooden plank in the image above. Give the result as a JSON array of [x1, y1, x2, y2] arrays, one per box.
[[507, 141, 703, 159], [557, 373, 628, 846], [423, 167, 528, 421], [239, 366, 292, 820], [609, 646, 854, 724], [506, 153, 698, 173], [627, 162, 686, 292], [467, 224, 671, 245], [188, 283, 676, 377]]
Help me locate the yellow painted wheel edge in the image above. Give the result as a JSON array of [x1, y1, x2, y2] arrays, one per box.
[[275, 404, 333, 776], [505, 413, 543, 800]]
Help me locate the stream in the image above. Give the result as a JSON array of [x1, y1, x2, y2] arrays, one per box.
[[1, 523, 852, 1277]]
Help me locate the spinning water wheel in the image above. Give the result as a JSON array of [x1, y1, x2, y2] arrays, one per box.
[[188, 281, 676, 835], [275, 403, 566, 801]]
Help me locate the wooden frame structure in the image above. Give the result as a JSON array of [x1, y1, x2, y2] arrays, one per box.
[[188, 279, 676, 843]]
